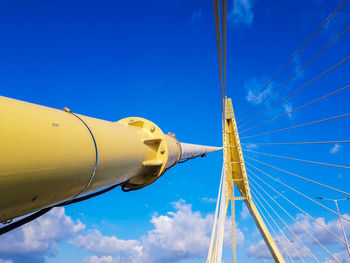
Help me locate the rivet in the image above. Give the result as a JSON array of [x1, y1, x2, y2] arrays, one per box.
[[2, 219, 12, 224], [160, 148, 165, 154], [63, 107, 72, 113], [150, 126, 155, 132]]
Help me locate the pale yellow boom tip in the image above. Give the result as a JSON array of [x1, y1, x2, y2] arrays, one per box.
[[179, 142, 222, 160]]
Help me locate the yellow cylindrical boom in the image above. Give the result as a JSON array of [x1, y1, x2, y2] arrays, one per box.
[[0, 96, 220, 223]]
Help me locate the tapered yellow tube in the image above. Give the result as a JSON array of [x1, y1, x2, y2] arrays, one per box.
[[0, 96, 181, 222]]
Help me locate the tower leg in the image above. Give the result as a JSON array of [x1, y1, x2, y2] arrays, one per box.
[[231, 192, 236, 263]]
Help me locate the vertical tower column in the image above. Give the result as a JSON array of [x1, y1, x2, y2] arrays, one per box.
[[224, 98, 285, 263]]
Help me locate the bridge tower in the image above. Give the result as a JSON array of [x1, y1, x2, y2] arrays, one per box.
[[207, 98, 285, 263]]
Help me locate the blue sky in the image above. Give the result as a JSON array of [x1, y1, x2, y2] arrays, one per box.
[[0, 0, 349, 262]]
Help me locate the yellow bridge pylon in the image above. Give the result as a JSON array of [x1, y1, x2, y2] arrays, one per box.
[[207, 98, 285, 263]]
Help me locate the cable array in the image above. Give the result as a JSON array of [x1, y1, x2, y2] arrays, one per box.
[[238, 55, 350, 129], [250, 182, 341, 262], [213, 0, 227, 112], [243, 149, 350, 170], [240, 85, 350, 134], [248, 168, 347, 245], [210, 0, 350, 262], [237, 0, 348, 122], [245, 155, 350, 196]]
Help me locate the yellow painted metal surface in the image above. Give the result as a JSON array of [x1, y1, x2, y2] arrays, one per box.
[[224, 98, 285, 263], [0, 96, 181, 222]]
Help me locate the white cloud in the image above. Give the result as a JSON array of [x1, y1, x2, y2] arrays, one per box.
[[323, 250, 350, 263], [240, 203, 250, 219], [72, 200, 212, 263], [275, 233, 311, 259], [245, 76, 272, 105], [330, 143, 341, 154], [143, 200, 212, 262], [283, 103, 293, 119], [84, 255, 114, 263], [73, 200, 244, 263], [291, 55, 305, 81], [201, 197, 217, 204], [191, 9, 203, 23], [236, 227, 245, 245], [247, 236, 311, 260], [0, 200, 245, 263], [0, 207, 85, 263], [72, 229, 142, 257], [244, 143, 258, 149], [247, 239, 271, 259], [229, 0, 255, 25], [223, 216, 245, 247], [247, 213, 350, 260], [290, 213, 350, 246]]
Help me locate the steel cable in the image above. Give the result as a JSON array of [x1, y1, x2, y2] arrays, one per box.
[[245, 155, 350, 196], [243, 149, 350, 170], [251, 188, 318, 263], [250, 181, 340, 262], [236, 0, 348, 121], [248, 168, 347, 245], [237, 0, 348, 122], [245, 162, 350, 223], [252, 191, 298, 263], [213, 0, 225, 110], [238, 55, 350, 129], [222, 0, 227, 98], [240, 140, 350, 146], [240, 85, 350, 134], [240, 113, 350, 140]]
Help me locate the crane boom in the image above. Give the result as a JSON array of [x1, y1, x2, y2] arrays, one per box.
[[0, 96, 220, 223]]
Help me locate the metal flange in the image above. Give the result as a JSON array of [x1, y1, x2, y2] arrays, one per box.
[[117, 117, 169, 190]]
